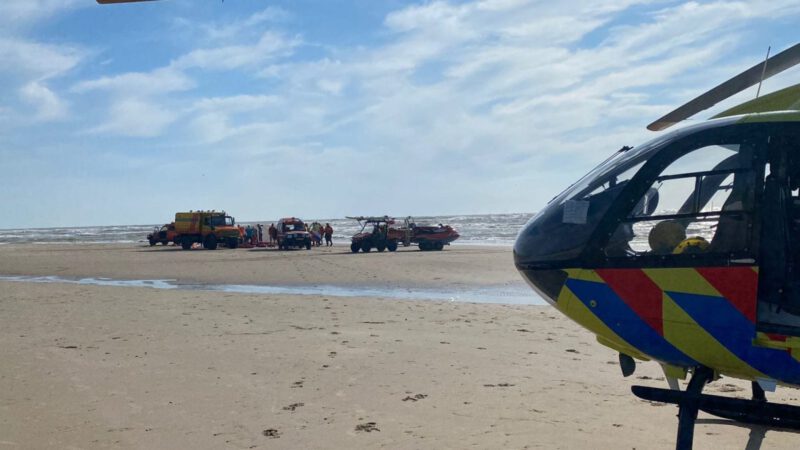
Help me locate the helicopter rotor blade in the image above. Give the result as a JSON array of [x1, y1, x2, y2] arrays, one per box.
[[647, 43, 800, 131], [97, 0, 158, 4]]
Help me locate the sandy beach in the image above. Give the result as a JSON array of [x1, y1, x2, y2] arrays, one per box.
[[1, 244, 798, 449]]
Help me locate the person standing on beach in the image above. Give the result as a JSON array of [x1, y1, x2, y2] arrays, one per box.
[[268, 223, 277, 244], [312, 222, 323, 246], [324, 223, 333, 247], [245, 225, 254, 244], [257, 224, 263, 243]]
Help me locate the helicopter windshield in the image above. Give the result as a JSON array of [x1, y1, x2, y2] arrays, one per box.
[[549, 135, 674, 208], [515, 136, 670, 262]]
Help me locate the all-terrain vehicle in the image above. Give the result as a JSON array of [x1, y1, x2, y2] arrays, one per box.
[[276, 217, 312, 250], [147, 222, 179, 246], [348, 216, 400, 253], [174, 211, 242, 250]]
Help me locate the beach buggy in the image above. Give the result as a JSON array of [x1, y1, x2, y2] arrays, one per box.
[[348, 216, 400, 253]]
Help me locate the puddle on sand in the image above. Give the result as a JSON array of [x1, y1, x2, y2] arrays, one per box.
[[0, 275, 544, 305]]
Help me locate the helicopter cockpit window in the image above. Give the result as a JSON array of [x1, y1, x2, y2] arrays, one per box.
[[604, 143, 755, 258]]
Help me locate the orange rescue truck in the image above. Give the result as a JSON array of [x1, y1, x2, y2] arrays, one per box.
[[174, 211, 242, 250]]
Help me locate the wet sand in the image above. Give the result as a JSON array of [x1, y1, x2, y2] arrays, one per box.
[[0, 244, 798, 449], [0, 243, 521, 288]]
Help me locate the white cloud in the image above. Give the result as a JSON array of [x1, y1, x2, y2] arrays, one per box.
[[0, 37, 84, 80], [0, 0, 83, 29], [197, 6, 291, 42], [173, 31, 300, 71], [191, 94, 279, 113], [89, 98, 178, 138], [19, 81, 67, 120], [72, 67, 193, 94]]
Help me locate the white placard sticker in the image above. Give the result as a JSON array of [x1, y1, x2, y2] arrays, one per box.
[[563, 200, 590, 224]]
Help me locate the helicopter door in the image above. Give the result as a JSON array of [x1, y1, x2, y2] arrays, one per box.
[[591, 131, 765, 351], [755, 132, 800, 336]]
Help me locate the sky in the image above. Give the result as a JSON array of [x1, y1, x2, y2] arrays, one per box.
[[1, 0, 799, 228]]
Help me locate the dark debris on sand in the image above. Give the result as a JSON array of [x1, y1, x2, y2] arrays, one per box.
[[262, 428, 280, 438], [282, 402, 305, 411], [355, 422, 380, 433]]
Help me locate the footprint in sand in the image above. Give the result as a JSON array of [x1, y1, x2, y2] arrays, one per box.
[[355, 422, 380, 433], [402, 394, 428, 402], [262, 429, 280, 438]]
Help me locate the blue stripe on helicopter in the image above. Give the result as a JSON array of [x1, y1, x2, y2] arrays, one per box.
[[668, 291, 800, 384], [566, 279, 696, 367]]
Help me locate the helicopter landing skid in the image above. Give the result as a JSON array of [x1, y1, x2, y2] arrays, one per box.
[[632, 368, 800, 449]]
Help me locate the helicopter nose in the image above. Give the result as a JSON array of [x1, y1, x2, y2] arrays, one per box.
[[516, 267, 568, 306], [513, 205, 584, 306]]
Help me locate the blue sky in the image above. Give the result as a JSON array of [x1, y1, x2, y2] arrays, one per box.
[[1, 0, 799, 228]]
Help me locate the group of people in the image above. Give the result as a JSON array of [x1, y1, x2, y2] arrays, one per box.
[[240, 222, 333, 247], [243, 224, 264, 245], [310, 222, 334, 247]]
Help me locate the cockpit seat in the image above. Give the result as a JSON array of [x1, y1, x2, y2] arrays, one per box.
[[709, 174, 751, 253]]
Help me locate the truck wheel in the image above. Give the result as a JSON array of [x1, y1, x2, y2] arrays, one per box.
[[434, 242, 444, 251], [181, 236, 193, 250], [376, 242, 386, 252], [361, 240, 372, 253], [227, 238, 239, 249], [419, 241, 429, 251], [350, 242, 360, 253], [387, 241, 398, 252], [149, 239, 156, 246], [204, 234, 218, 250]]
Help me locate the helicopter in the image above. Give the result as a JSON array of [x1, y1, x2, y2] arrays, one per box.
[[515, 43, 800, 449]]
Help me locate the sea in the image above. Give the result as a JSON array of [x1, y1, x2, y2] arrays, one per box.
[[0, 213, 534, 246]]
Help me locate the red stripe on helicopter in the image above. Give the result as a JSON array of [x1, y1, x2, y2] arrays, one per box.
[[696, 267, 757, 323], [596, 269, 664, 336]]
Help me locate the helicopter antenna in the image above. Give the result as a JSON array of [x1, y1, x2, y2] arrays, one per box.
[[647, 42, 800, 131], [755, 46, 771, 99]]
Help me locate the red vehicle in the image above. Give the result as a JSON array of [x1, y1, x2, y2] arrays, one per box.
[[276, 217, 312, 250], [349, 216, 399, 253], [147, 222, 179, 246], [404, 220, 460, 251], [397, 217, 460, 251]]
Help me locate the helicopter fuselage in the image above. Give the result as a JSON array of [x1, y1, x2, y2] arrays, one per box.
[[515, 112, 800, 388]]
